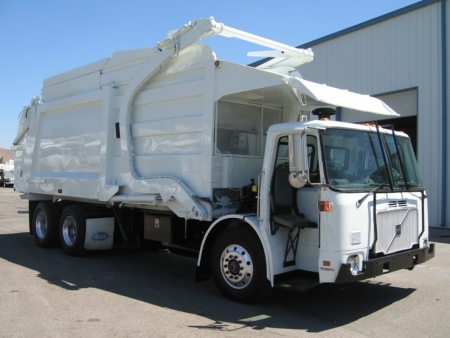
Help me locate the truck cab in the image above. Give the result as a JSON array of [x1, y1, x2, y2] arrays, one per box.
[[260, 119, 430, 285]]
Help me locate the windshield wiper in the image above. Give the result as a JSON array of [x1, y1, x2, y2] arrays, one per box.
[[356, 183, 389, 208], [374, 121, 394, 190], [385, 123, 410, 189]]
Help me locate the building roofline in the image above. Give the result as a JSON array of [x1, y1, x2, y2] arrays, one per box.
[[249, 0, 440, 67], [299, 0, 439, 49]]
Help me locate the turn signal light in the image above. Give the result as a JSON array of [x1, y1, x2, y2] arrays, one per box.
[[323, 261, 331, 266], [319, 201, 330, 211]]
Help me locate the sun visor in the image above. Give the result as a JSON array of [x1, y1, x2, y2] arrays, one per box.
[[288, 77, 400, 117]]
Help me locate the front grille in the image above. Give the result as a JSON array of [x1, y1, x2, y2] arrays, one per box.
[[375, 208, 418, 254], [388, 200, 407, 208]]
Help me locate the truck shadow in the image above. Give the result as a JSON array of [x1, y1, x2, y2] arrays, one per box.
[[429, 227, 450, 245], [0, 232, 415, 333]]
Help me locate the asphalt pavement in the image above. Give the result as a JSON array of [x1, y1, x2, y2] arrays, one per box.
[[1, 187, 449, 337]]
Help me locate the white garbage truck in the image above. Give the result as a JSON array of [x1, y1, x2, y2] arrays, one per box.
[[3, 159, 14, 187], [0, 162, 4, 187], [12, 17, 434, 302]]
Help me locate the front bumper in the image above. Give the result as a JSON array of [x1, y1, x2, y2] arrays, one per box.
[[335, 244, 435, 284]]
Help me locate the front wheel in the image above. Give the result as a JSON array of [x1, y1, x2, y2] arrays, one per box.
[[210, 226, 271, 303], [59, 205, 86, 256]]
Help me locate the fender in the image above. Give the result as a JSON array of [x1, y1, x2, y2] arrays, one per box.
[[196, 214, 274, 286]]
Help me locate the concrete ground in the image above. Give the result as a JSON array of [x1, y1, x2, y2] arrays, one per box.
[[0, 187, 449, 337]]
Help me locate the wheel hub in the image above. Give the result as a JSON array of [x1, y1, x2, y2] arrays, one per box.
[[228, 259, 240, 275], [62, 216, 77, 246], [220, 244, 253, 289], [35, 211, 47, 239]]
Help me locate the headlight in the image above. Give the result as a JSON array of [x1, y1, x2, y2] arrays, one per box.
[[347, 255, 361, 275]]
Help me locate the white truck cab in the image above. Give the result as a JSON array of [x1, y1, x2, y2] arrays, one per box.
[[262, 119, 430, 284]]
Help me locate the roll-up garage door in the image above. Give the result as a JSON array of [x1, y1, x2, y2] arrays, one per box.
[[341, 88, 417, 122]]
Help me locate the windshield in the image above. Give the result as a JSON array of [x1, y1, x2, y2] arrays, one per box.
[[322, 128, 423, 191]]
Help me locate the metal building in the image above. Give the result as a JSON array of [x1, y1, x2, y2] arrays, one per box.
[[295, 0, 448, 228]]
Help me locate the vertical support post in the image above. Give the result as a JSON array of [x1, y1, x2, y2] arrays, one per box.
[[441, 0, 448, 227]]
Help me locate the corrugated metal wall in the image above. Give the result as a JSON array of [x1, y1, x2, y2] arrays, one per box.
[[342, 88, 418, 122], [298, 1, 444, 227], [446, 0, 450, 228]]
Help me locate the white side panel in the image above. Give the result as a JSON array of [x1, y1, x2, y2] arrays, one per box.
[[13, 149, 23, 188], [36, 103, 102, 174], [111, 44, 217, 201], [297, 228, 320, 273], [43, 58, 109, 88], [43, 71, 102, 102], [133, 133, 203, 156], [218, 157, 264, 189], [296, 187, 320, 224], [129, 68, 207, 181], [215, 62, 288, 101], [27, 91, 105, 200], [101, 48, 154, 74], [99, 86, 119, 201]]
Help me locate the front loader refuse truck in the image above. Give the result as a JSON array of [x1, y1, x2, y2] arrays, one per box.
[[3, 159, 14, 187], [11, 17, 434, 303], [0, 163, 4, 187]]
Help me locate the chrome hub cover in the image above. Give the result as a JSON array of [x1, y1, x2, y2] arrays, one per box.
[[220, 244, 253, 289]]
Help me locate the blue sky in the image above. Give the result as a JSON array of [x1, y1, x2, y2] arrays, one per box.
[[0, 0, 419, 149]]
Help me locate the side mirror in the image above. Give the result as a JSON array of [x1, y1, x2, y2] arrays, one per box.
[[288, 132, 309, 188]]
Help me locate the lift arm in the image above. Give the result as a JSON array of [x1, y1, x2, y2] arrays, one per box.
[[119, 17, 315, 221], [156, 17, 313, 67]]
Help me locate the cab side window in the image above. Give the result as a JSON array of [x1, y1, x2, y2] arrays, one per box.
[[275, 135, 320, 183], [307, 135, 320, 183], [275, 136, 289, 169]]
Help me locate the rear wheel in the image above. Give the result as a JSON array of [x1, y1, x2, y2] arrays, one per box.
[[210, 226, 271, 303], [59, 205, 86, 256], [32, 202, 60, 248]]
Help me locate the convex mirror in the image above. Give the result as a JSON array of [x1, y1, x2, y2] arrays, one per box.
[[288, 131, 309, 188]]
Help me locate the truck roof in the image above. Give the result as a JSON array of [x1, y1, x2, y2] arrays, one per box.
[[268, 119, 411, 138], [43, 48, 156, 88]]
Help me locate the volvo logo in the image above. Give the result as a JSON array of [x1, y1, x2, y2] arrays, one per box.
[[92, 232, 108, 241]]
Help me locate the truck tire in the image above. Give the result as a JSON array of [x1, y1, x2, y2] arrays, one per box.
[[59, 205, 86, 256], [210, 226, 271, 303], [32, 202, 60, 248]]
